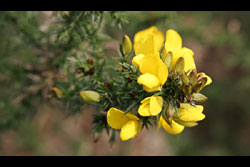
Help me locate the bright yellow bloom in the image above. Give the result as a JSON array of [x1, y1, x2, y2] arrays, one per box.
[[134, 26, 164, 56], [107, 107, 142, 141], [80, 90, 100, 103], [164, 29, 196, 72], [132, 28, 197, 93], [158, 103, 205, 135], [136, 53, 168, 92], [138, 96, 163, 116]]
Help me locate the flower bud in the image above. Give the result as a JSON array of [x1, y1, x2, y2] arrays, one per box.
[[164, 51, 173, 72], [192, 93, 208, 103], [162, 101, 175, 125], [189, 69, 198, 86], [80, 90, 100, 103], [52, 87, 63, 98], [174, 57, 185, 75], [181, 71, 189, 86], [122, 35, 132, 55]]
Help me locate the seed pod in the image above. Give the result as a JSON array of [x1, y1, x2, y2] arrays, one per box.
[[181, 71, 189, 86], [122, 35, 132, 55], [192, 93, 208, 103], [192, 82, 203, 93], [80, 90, 100, 103], [164, 51, 173, 72], [175, 57, 185, 75], [189, 69, 198, 86]]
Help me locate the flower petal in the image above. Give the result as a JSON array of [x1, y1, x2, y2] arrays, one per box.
[[132, 54, 144, 67], [142, 85, 161, 93], [172, 47, 196, 72], [139, 53, 160, 75], [120, 120, 142, 141], [138, 102, 151, 116], [107, 108, 130, 129], [134, 26, 164, 52], [165, 29, 182, 54], [157, 59, 168, 85], [137, 73, 160, 89], [134, 34, 157, 55], [176, 103, 205, 122], [150, 96, 163, 116], [160, 116, 185, 135], [140, 96, 151, 104]]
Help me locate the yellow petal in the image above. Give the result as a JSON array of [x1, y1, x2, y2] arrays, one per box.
[[107, 108, 129, 129], [154, 28, 165, 51], [165, 29, 182, 54], [138, 102, 151, 116], [134, 34, 157, 55], [176, 103, 205, 122], [120, 120, 142, 141], [160, 116, 185, 135], [172, 47, 196, 72], [140, 96, 151, 104], [157, 59, 168, 85], [142, 85, 161, 93], [132, 54, 144, 67], [139, 53, 160, 75], [137, 73, 160, 89], [134, 26, 164, 52], [150, 96, 163, 116], [138, 96, 163, 117], [107, 108, 139, 130], [174, 119, 198, 127]]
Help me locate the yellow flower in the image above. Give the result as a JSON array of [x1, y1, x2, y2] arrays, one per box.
[[138, 96, 163, 116], [107, 107, 143, 141], [164, 29, 196, 72], [134, 26, 164, 56], [136, 53, 168, 92], [80, 90, 100, 103], [158, 103, 205, 135]]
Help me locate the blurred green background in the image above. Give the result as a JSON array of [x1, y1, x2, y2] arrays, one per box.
[[1, 11, 250, 155]]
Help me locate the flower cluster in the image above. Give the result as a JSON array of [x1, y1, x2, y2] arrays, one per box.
[[105, 26, 212, 141]]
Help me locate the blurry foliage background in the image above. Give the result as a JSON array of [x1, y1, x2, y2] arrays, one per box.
[[1, 11, 250, 155]]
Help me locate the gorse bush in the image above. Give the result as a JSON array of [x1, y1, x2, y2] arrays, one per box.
[[1, 11, 250, 155], [53, 22, 212, 144]]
